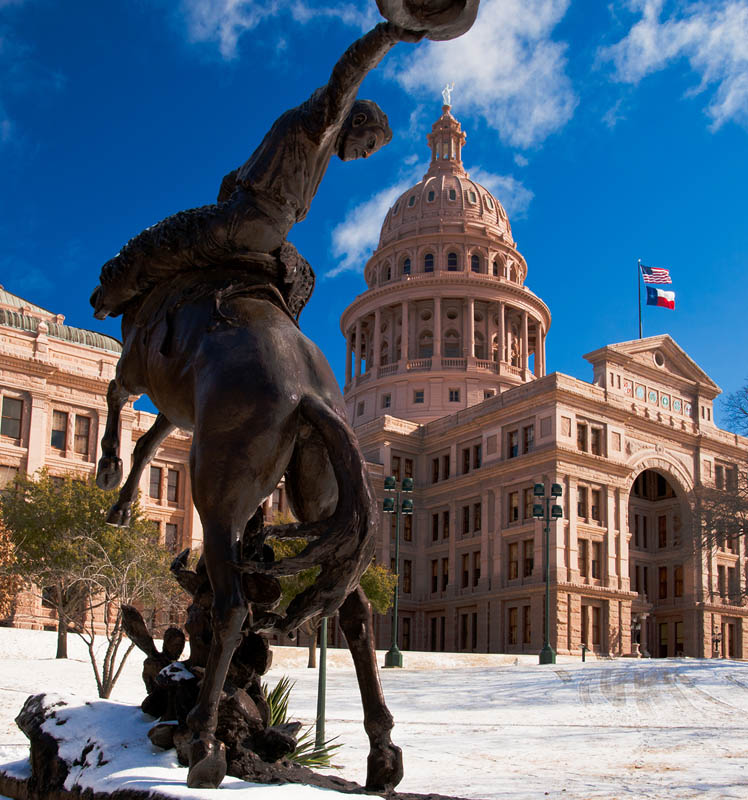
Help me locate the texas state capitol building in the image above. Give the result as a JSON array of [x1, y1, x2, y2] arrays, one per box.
[[340, 102, 748, 660]]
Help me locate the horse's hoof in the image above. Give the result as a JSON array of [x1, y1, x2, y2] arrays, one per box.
[[366, 742, 404, 791], [187, 734, 226, 789], [106, 504, 131, 527], [96, 456, 123, 490]]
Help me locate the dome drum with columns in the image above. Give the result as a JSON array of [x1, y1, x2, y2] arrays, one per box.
[[341, 104, 550, 425]]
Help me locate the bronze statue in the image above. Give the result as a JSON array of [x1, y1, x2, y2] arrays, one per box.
[[91, 0, 479, 791]]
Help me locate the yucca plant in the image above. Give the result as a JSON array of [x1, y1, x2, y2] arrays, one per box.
[[262, 675, 342, 768]]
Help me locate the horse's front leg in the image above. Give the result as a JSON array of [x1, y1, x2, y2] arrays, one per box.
[[96, 378, 130, 490], [106, 412, 176, 526], [339, 586, 403, 791]]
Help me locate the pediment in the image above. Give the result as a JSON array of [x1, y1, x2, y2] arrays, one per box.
[[584, 335, 720, 395]]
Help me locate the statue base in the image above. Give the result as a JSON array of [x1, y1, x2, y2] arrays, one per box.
[[2, 693, 471, 800]]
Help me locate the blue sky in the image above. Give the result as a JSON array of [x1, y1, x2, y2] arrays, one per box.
[[1, 0, 747, 425]]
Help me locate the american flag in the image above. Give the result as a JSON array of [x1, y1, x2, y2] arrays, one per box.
[[640, 265, 672, 284]]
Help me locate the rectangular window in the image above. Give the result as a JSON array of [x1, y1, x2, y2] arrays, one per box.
[[522, 605, 531, 644], [473, 551, 480, 587], [431, 560, 438, 593], [404, 458, 414, 478], [165, 522, 179, 552], [659, 566, 668, 599], [577, 423, 587, 451], [50, 410, 67, 450], [642, 516, 648, 549], [508, 491, 519, 523], [507, 430, 518, 458], [356, 401, 365, 417], [508, 542, 519, 579], [391, 455, 401, 481], [473, 444, 482, 469], [432, 458, 439, 483], [578, 539, 588, 578], [577, 486, 588, 519], [462, 448, 470, 474], [522, 425, 534, 454], [403, 514, 412, 542], [442, 455, 450, 480], [674, 564, 684, 597], [728, 566, 737, 599], [460, 614, 468, 650], [403, 559, 412, 593], [1, 397, 23, 439], [590, 427, 602, 455], [592, 607, 601, 645], [716, 465, 725, 489], [508, 607, 518, 645], [461, 553, 469, 587], [591, 541, 602, 579], [523, 488, 534, 520], [432, 513, 439, 541], [523, 539, 534, 577], [440, 616, 446, 651], [149, 466, 162, 500], [581, 605, 589, 646], [441, 558, 449, 590], [473, 502, 481, 531], [643, 566, 649, 598], [73, 415, 90, 456], [462, 505, 470, 535], [413, 390, 424, 404], [718, 565, 726, 597], [449, 388, 460, 402], [402, 617, 411, 651], [634, 514, 640, 547], [472, 611, 478, 650], [167, 468, 180, 503], [381, 393, 391, 409], [591, 489, 601, 522], [442, 509, 450, 539], [658, 515, 667, 548], [635, 564, 641, 594], [0, 464, 19, 490]]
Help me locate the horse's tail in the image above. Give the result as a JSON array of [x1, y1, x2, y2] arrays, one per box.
[[255, 395, 377, 635]]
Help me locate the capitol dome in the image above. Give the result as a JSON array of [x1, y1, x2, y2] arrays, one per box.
[[342, 104, 550, 425]]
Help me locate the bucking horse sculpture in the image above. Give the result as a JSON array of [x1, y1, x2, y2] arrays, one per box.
[[90, 0, 479, 791]]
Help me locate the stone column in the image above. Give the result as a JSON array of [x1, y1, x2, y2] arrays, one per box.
[[567, 477, 579, 582], [373, 308, 381, 369], [533, 322, 542, 377], [26, 393, 48, 475], [467, 297, 475, 359], [345, 328, 352, 384], [498, 301, 505, 364], [606, 488, 617, 587], [433, 297, 442, 357], [540, 323, 546, 376], [617, 488, 629, 591], [521, 310, 529, 373], [400, 301, 409, 363], [354, 319, 362, 377]]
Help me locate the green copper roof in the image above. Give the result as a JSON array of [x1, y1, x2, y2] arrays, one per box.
[[0, 288, 122, 354]]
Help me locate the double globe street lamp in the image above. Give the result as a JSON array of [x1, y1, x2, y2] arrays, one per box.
[[382, 474, 413, 668], [533, 481, 563, 665]]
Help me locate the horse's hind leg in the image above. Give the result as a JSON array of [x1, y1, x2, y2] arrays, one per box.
[[106, 412, 176, 526], [339, 586, 403, 791], [96, 378, 130, 490]]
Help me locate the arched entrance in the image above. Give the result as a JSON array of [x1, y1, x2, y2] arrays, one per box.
[[627, 465, 693, 658]]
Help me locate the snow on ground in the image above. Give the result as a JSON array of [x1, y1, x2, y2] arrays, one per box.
[[1, 627, 748, 799]]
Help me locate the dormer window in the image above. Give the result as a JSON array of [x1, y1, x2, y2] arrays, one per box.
[[408, 195, 416, 207], [448, 188, 456, 201], [485, 195, 494, 210], [468, 190, 477, 203], [393, 202, 400, 214], [427, 190, 435, 202]]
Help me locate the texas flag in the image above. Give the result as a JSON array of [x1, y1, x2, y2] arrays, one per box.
[[646, 286, 675, 309]]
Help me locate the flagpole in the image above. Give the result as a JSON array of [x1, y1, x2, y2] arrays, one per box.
[[637, 258, 642, 339]]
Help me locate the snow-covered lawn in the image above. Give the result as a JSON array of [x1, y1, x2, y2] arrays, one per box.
[[1, 627, 747, 799]]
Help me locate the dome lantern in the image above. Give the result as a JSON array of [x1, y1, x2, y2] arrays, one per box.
[[426, 104, 467, 176]]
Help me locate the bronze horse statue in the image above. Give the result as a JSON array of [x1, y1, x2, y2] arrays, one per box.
[[91, 1, 480, 790]]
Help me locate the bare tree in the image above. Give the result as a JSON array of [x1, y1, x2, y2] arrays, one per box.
[[722, 381, 748, 436]]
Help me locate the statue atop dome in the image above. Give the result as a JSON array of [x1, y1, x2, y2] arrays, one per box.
[[442, 81, 455, 106]]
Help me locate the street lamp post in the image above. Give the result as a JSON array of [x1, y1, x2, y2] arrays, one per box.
[[533, 481, 563, 665], [382, 474, 413, 668]]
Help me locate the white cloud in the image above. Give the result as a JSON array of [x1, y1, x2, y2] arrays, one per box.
[[390, 0, 577, 148], [513, 153, 529, 167], [467, 167, 534, 218], [179, 0, 376, 59], [601, 0, 748, 130], [327, 164, 426, 278]]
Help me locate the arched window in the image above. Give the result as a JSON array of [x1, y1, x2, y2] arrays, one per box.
[[418, 330, 433, 358], [492, 259, 500, 277], [471, 254, 480, 273], [510, 265, 519, 283], [427, 190, 435, 202], [448, 188, 456, 201], [386, 265, 392, 281], [424, 253, 434, 273], [447, 252, 458, 271], [474, 332, 486, 360], [491, 334, 499, 362], [444, 328, 461, 358], [380, 340, 389, 366], [403, 258, 411, 275], [408, 195, 416, 207]]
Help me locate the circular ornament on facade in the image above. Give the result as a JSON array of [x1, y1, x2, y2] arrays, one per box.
[[653, 350, 665, 368], [684, 402, 692, 416], [635, 385, 645, 400], [421, 310, 432, 321], [648, 390, 658, 404], [661, 395, 670, 409], [446, 309, 458, 320], [475, 312, 483, 322], [673, 398, 682, 412]]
